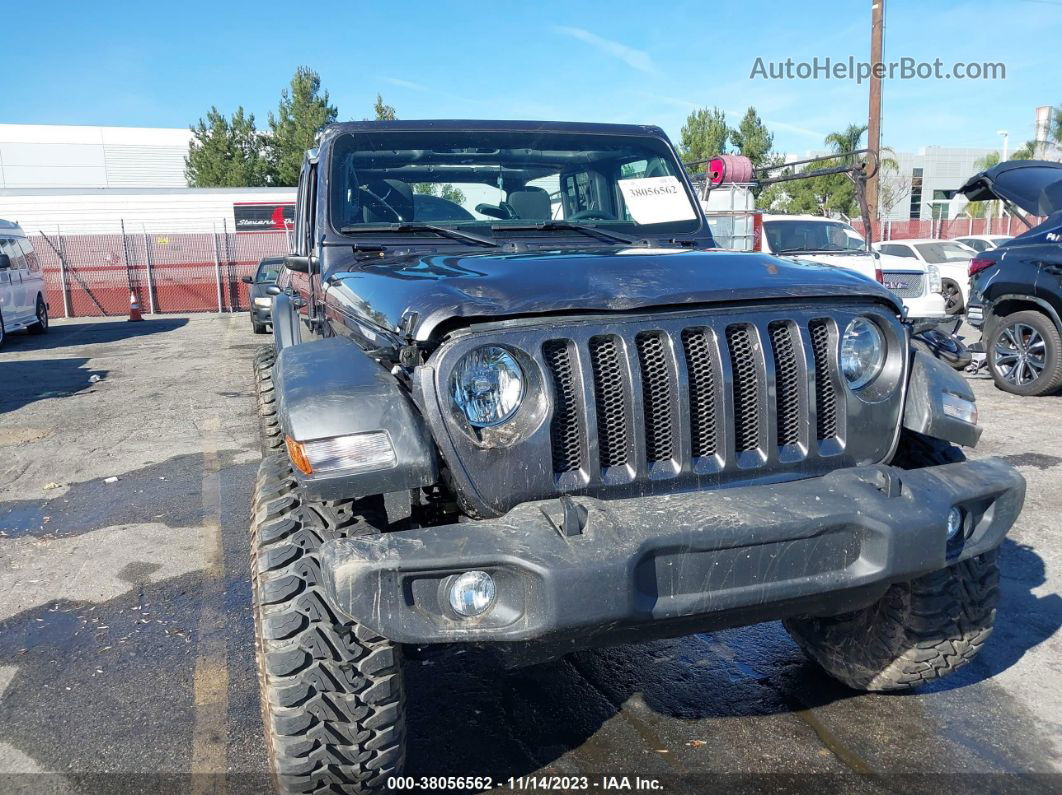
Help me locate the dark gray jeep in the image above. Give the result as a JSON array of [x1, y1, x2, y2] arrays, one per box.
[[250, 120, 1025, 793]]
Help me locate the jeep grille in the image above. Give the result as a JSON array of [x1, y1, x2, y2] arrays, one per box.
[[426, 304, 905, 518]]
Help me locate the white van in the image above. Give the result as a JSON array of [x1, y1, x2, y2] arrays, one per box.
[[0, 220, 49, 348]]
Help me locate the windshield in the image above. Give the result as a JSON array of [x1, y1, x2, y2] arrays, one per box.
[[763, 219, 867, 253], [328, 130, 701, 238], [256, 259, 283, 282], [914, 242, 973, 263]]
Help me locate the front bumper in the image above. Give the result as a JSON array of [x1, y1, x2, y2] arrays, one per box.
[[251, 305, 273, 323], [321, 459, 1024, 649]]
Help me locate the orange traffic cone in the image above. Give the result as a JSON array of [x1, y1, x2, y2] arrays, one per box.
[[128, 291, 143, 322]]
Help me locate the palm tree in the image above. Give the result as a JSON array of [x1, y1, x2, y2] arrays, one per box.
[[965, 152, 1002, 218], [825, 123, 868, 155]]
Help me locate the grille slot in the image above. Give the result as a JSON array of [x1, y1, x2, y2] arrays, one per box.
[[769, 322, 802, 447], [881, 271, 925, 298], [681, 328, 719, 459], [635, 332, 675, 464], [543, 340, 583, 473], [809, 319, 840, 440], [726, 325, 763, 453], [589, 335, 629, 469]]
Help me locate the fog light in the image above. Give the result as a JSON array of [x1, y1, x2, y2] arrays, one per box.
[[448, 571, 496, 617], [947, 507, 964, 540]]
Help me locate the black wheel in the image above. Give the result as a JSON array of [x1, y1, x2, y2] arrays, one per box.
[[942, 280, 964, 315], [252, 454, 406, 793], [986, 310, 1062, 397], [254, 346, 284, 453], [27, 295, 49, 335], [783, 432, 1000, 691]]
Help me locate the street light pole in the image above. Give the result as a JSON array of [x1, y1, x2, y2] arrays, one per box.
[[866, 0, 885, 223], [997, 129, 1008, 161]]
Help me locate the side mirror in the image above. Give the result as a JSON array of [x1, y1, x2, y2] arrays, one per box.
[[0, 254, 9, 270], [241, 275, 253, 284], [284, 255, 314, 273], [265, 285, 282, 296]]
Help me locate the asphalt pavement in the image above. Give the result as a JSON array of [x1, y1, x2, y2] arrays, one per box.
[[0, 314, 1058, 793]]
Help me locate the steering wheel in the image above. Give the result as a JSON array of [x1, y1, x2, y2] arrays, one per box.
[[569, 209, 615, 221], [360, 185, 405, 222]]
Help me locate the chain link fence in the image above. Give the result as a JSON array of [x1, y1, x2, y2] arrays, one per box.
[[29, 227, 289, 318]]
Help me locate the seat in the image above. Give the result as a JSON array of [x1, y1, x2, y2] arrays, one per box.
[[506, 186, 551, 220]]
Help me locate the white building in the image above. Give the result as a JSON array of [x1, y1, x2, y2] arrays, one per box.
[[881, 146, 1003, 222], [0, 123, 193, 189], [0, 124, 295, 233], [0, 186, 297, 235]]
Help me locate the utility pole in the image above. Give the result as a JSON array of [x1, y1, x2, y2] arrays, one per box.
[[866, 0, 885, 222]]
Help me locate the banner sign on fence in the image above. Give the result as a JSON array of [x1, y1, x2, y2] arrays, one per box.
[[233, 202, 295, 232]]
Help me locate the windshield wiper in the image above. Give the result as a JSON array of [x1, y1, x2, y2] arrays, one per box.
[[775, 247, 854, 255], [491, 221, 636, 245], [339, 223, 499, 248]]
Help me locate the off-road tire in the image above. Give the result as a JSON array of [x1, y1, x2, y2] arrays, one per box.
[[252, 454, 406, 792], [254, 346, 284, 452], [27, 295, 49, 334], [986, 310, 1062, 397], [783, 432, 1000, 691]]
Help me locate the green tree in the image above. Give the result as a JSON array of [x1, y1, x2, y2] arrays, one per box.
[[825, 123, 868, 160], [964, 151, 1001, 218], [373, 94, 397, 121], [679, 107, 728, 172], [728, 107, 774, 168], [1011, 140, 1038, 160], [185, 106, 267, 187], [374, 95, 466, 205], [267, 67, 338, 186]]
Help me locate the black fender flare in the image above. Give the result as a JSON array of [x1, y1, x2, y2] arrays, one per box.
[[271, 292, 302, 353], [274, 337, 438, 500], [902, 349, 981, 448], [985, 292, 1062, 333]]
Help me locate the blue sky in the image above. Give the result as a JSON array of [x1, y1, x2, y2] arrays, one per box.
[[2, 0, 1059, 155]]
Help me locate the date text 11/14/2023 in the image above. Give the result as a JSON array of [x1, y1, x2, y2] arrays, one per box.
[[386, 776, 664, 791]]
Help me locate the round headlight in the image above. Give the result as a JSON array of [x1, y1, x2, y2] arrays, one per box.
[[450, 346, 525, 427], [840, 318, 886, 389]]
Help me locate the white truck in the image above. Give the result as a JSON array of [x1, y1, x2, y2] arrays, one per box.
[[696, 181, 946, 323], [760, 214, 948, 324]]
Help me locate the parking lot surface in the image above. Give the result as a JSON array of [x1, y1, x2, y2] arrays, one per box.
[[0, 315, 1059, 792]]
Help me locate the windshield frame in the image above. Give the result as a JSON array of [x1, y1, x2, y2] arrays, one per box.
[[319, 124, 710, 248]]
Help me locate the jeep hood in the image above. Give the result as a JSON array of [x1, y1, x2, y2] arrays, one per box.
[[958, 160, 1062, 216], [326, 247, 900, 342]]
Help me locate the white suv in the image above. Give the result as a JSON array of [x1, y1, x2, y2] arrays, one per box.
[[760, 215, 947, 324], [0, 220, 49, 348]]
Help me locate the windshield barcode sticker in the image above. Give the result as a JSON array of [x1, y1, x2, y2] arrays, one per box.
[[618, 176, 697, 225]]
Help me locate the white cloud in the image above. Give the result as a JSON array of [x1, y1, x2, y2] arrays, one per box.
[[381, 76, 429, 92], [553, 26, 658, 74]]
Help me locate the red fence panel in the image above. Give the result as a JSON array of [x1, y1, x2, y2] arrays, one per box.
[[29, 230, 289, 318]]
